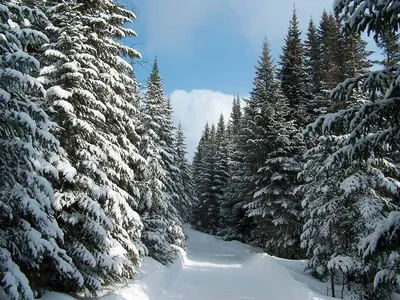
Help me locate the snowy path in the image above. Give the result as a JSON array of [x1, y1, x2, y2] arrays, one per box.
[[39, 227, 333, 300], [155, 228, 332, 300]]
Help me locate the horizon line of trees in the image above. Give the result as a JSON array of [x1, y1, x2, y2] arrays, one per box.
[[191, 6, 400, 300]]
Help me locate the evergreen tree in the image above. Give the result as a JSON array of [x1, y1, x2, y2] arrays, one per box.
[[376, 26, 400, 68], [213, 114, 230, 233], [175, 123, 196, 222], [139, 59, 184, 263], [41, 0, 144, 293], [244, 82, 305, 258], [278, 7, 309, 127], [165, 99, 186, 248], [229, 95, 242, 136], [0, 3, 81, 298], [219, 97, 242, 237], [192, 123, 210, 207], [233, 38, 277, 245], [318, 11, 341, 91], [301, 126, 400, 298], [193, 115, 230, 235], [303, 18, 328, 125], [192, 124, 219, 233], [304, 18, 322, 95], [301, 0, 400, 296]]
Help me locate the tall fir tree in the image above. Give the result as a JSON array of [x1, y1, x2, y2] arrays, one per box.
[[164, 98, 186, 248], [192, 123, 210, 208], [229, 95, 242, 136], [139, 59, 184, 263], [278, 7, 309, 127], [219, 96, 243, 237], [300, 0, 400, 297], [318, 11, 341, 92], [233, 38, 278, 245], [244, 75, 305, 257], [0, 2, 82, 298], [303, 17, 328, 125], [213, 114, 230, 233], [41, 0, 145, 293], [304, 18, 322, 96], [300, 129, 400, 298], [174, 123, 196, 222], [192, 124, 218, 233], [376, 26, 400, 68]]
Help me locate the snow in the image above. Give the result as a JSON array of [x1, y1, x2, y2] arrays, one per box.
[[47, 86, 72, 100], [35, 226, 338, 300], [40, 292, 76, 300]]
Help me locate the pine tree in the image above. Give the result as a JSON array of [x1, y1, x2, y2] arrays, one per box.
[[175, 123, 196, 223], [233, 38, 277, 245], [376, 26, 400, 68], [342, 33, 373, 79], [0, 2, 81, 298], [301, 0, 400, 296], [192, 124, 219, 234], [191, 115, 228, 235], [278, 7, 309, 127], [304, 18, 322, 96], [163, 98, 186, 248], [318, 11, 341, 92], [219, 97, 243, 237], [213, 114, 230, 233], [303, 18, 328, 126], [41, 0, 144, 293], [231, 95, 242, 134], [192, 123, 210, 208], [139, 59, 184, 263], [300, 125, 400, 298], [244, 80, 305, 258]]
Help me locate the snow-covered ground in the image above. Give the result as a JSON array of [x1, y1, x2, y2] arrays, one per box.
[[153, 227, 334, 300], [37, 226, 336, 300]]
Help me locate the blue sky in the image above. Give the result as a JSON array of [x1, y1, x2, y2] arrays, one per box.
[[121, 0, 376, 158]]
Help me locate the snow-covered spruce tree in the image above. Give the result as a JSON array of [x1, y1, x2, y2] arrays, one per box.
[[300, 127, 400, 299], [376, 26, 400, 68], [194, 115, 230, 236], [229, 95, 242, 137], [162, 98, 186, 249], [298, 134, 343, 288], [138, 59, 184, 263], [304, 18, 322, 97], [303, 17, 330, 126], [213, 114, 230, 234], [192, 124, 220, 234], [40, 0, 145, 294], [230, 38, 278, 246], [175, 123, 196, 223], [318, 11, 342, 92], [0, 2, 83, 298], [278, 7, 310, 127], [191, 123, 210, 230], [218, 97, 244, 238], [299, 0, 400, 297], [243, 79, 305, 258], [192, 123, 210, 199]]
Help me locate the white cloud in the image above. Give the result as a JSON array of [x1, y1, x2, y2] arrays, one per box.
[[140, 0, 333, 53], [169, 89, 239, 160]]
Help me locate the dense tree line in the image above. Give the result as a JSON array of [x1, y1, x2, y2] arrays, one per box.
[[191, 4, 400, 299], [0, 1, 195, 299]]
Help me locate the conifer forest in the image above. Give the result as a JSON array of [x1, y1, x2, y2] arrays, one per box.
[[1, 0, 400, 300]]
